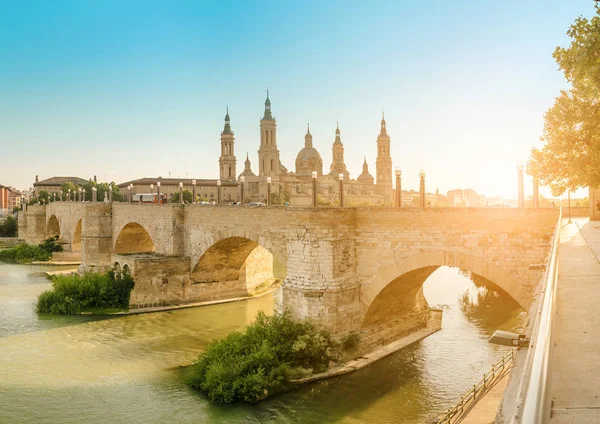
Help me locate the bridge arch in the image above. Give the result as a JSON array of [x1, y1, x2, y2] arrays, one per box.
[[114, 222, 155, 254], [192, 233, 282, 293], [359, 250, 525, 347], [46, 215, 60, 238], [71, 219, 82, 252]]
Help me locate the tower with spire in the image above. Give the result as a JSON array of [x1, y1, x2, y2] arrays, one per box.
[[258, 90, 281, 177], [219, 107, 237, 182], [329, 122, 349, 178], [375, 112, 392, 203]]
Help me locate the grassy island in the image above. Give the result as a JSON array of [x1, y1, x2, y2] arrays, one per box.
[[0, 236, 62, 263], [37, 271, 134, 315], [183, 311, 360, 403]]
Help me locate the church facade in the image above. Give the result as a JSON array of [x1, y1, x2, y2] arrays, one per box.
[[224, 92, 394, 206]]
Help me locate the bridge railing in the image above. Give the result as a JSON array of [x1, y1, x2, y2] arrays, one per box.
[[436, 349, 516, 424], [510, 205, 562, 423]]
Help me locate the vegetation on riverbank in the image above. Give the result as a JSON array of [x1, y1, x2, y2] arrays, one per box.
[[0, 215, 17, 237], [37, 271, 134, 315], [183, 311, 360, 403], [0, 236, 62, 263]]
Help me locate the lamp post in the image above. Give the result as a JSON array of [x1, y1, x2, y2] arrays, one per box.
[[533, 177, 539, 208], [92, 186, 97, 203], [312, 171, 318, 208], [240, 176, 245, 205], [179, 182, 184, 205], [68, 189, 71, 202], [82, 189, 86, 202], [217, 180, 221, 206], [419, 170, 426, 208], [266, 177, 272, 206], [338, 173, 344, 207], [568, 190, 572, 224], [395, 168, 402, 208], [517, 165, 524, 208], [192, 179, 197, 204], [108, 185, 113, 202], [53, 193, 56, 202], [127, 185, 131, 204], [150, 184, 154, 198], [157, 182, 161, 204]]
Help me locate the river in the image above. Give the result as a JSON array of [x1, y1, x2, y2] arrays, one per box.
[[0, 263, 522, 424]]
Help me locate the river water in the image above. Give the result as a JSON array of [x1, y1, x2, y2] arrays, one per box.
[[0, 264, 522, 424]]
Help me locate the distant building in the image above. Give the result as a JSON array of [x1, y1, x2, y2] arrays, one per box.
[[0, 185, 21, 215], [33, 175, 90, 196], [447, 188, 485, 207], [117, 177, 239, 203]]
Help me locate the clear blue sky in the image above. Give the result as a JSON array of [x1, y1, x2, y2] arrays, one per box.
[[0, 0, 596, 198]]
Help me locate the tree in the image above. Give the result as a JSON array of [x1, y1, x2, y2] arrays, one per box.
[[269, 190, 291, 206], [171, 189, 193, 204], [60, 182, 79, 200], [29, 190, 50, 205], [527, 6, 600, 195], [82, 180, 124, 202]]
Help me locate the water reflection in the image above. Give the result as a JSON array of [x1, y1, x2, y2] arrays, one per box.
[[0, 264, 523, 424]]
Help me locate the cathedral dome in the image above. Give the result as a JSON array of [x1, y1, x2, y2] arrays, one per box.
[[295, 147, 323, 176]]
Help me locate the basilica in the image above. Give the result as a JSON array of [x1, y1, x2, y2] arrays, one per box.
[[219, 92, 394, 206]]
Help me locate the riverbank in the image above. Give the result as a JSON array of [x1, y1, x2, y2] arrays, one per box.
[[292, 309, 443, 384], [111, 281, 282, 316]]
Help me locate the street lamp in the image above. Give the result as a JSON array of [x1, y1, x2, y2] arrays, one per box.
[[78, 187, 82, 202], [108, 185, 113, 202], [312, 171, 318, 208], [395, 168, 402, 208], [68, 189, 71, 202], [156, 182, 161, 204], [127, 185, 131, 204], [92, 186, 97, 203], [179, 182, 184, 205], [240, 176, 245, 205], [192, 179, 197, 204], [217, 180, 221, 206], [517, 165, 524, 208], [338, 173, 344, 207], [82, 189, 86, 202], [419, 170, 426, 208], [266, 177, 272, 206]]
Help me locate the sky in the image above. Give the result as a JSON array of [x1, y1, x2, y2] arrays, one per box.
[[0, 0, 597, 198]]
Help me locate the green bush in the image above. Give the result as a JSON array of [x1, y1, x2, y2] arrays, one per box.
[[0, 236, 62, 264], [36, 271, 134, 315], [341, 332, 361, 353], [184, 311, 338, 403], [0, 215, 17, 237]]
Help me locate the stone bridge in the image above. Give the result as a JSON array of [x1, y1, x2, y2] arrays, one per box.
[[19, 203, 558, 348]]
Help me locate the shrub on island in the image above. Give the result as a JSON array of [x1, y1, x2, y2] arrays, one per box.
[[37, 271, 134, 315], [0, 236, 63, 263], [184, 311, 361, 403]]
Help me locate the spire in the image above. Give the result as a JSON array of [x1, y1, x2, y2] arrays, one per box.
[[334, 122, 342, 145], [245, 152, 251, 171], [223, 106, 232, 134], [380, 111, 387, 136], [263, 89, 273, 120], [305, 122, 313, 148], [363, 156, 369, 172]]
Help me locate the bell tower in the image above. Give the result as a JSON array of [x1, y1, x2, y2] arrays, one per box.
[[219, 107, 237, 182], [376, 112, 392, 203], [258, 90, 280, 177]]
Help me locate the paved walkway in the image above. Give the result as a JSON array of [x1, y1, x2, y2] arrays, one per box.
[[549, 218, 600, 422]]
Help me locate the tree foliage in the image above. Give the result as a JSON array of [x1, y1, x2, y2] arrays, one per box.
[[184, 311, 347, 403], [528, 6, 600, 195], [0, 236, 62, 263], [37, 271, 134, 315], [170, 189, 193, 204], [0, 215, 18, 237], [82, 180, 124, 202]]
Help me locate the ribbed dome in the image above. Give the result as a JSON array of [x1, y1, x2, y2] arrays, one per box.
[[296, 146, 322, 162]]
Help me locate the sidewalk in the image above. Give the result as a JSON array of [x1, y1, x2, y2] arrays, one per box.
[[549, 218, 600, 423]]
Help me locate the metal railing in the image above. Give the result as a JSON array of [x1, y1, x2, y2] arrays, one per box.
[[437, 349, 517, 424], [511, 206, 562, 423]]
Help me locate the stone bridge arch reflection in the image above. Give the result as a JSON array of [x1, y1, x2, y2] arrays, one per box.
[[359, 251, 526, 349]]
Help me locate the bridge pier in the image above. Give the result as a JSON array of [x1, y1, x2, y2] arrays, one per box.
[[18, 205, 47, 244], [282, 233, 362, 335], [80, 204, 113, 273]]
